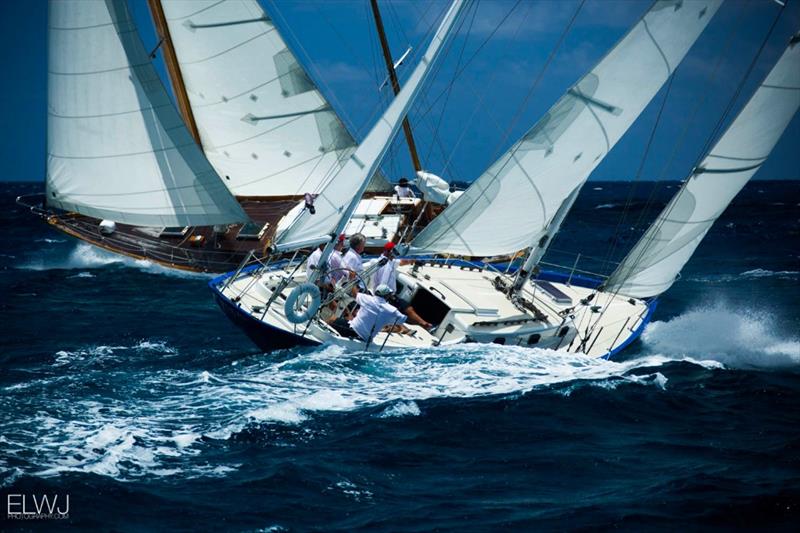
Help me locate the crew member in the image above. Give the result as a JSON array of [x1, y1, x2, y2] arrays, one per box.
[[371, 242, 432, 329], [332, 284, 409, 343], [343, 233, 367, 281], [394, 177, 416, 199]]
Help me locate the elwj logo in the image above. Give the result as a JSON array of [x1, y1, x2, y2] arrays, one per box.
[[6, 493, 70, 520]]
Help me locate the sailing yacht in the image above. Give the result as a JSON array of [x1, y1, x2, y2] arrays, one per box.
[[210, 0, 800, 359], [20, 0, 433, 273]]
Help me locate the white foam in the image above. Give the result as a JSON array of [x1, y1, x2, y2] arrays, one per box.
[[642, 303, 800, 369], [21, 243, 212, 279], [378, 400, 421, 418]]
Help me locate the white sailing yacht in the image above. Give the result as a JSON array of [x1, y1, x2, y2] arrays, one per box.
[[210, 0, 800, 359], [22, 0, 428, 272]]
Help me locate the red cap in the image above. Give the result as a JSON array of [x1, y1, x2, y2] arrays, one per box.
[[383, 242, 396, 252], [337, 233, 346, 243]]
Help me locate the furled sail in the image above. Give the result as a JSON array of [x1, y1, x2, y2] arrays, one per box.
[[605, 32, 800, 299], [46, 0, 248, 227], [410, 0, 722, 257], [275, 0, 468, 251], [159, 0, 389, 198]]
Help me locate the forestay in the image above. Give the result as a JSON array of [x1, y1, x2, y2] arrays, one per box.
[[606, 32, 800, 299], [160, 0, 388, 198], [46, 0, 247, 228], [410, 0, 722, 258], [274, 0, 468, 252]]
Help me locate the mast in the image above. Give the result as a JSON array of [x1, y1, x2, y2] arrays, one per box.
[[370, 0, 423, 172], [146, 0, 202, 146], [511, 186, 581, 294]]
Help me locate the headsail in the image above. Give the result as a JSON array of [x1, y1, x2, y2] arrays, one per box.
[[410, 0, 722, 257], [274, 0, 468, 252], [159, 0, 389, 198], [605, 32, 800, 298], [46, 0, 248, 228]]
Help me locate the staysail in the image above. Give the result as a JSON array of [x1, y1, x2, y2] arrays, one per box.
[[46, 0, 247, 227], [605, 32, 800, 298], [410, 0, 722, 258], [275, 0, 468, 251], [159, 0, 389, 198]]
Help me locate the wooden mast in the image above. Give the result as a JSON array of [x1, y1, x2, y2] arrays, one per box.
[[146, 0, 202, 146], [369, 0, 422, 173]]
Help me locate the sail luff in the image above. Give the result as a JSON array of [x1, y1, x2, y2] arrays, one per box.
[[409, 0, 722, 258], [605, 32, 800, 299], [46, 0, 248, 227], [146, 0, 202, 146], [274, 0, 468, 252]]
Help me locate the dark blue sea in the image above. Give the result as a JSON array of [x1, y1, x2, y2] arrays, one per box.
[[1, 181, 799, 531]]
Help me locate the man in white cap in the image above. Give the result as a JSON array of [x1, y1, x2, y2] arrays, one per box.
[[332, 284, 408, 344], [371, 241, 432, 329]]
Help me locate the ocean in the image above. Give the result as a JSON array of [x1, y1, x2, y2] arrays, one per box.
[[1, 181, 798, 531]]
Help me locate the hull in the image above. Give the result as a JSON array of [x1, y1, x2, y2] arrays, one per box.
[[211, 286, 320, 351], [210, 260, 657, 359], [20, 193, 430, 273]]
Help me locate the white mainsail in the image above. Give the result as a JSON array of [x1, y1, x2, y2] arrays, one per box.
[[46, 0, 247, 227], [160, 0, 388, 198], [274, 0, 468, 252], [410, 0, 722, 258], [605, 32, 800, 299]]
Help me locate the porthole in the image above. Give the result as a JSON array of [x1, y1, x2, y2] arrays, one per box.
[[528, 334, 541, 345], [493, 337, 506, 345], [558, 326, 570, 338]]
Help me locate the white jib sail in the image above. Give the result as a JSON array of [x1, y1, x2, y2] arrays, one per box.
[[274, 0, 468, 251], [160, 0, 388, 198], [410, 0, 722, 258], [46, 0, 248, 227], [606, 32, 800, 299]]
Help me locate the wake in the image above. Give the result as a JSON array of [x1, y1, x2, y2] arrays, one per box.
[[641, 302, 800, 369], [19, 242, 212, 279]]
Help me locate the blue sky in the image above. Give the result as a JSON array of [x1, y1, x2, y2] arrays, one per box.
[[1, 0, 798, 184]]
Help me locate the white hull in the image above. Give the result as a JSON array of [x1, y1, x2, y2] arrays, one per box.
[[212, 259, 655, 359]]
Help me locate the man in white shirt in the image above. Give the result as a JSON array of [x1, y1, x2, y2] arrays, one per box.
[[308, 234, 347, 282], [370, 242, 432, 329], [394, 177, 416, 199], [340, 284, 408, 344], [342, 233, 367, 281], [328, 234, 347, 283]]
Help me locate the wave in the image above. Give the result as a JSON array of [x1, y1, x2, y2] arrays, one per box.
[[19, 243, 212, 279], [3, 342, 704, 484], [641, 303, 800, 369], [594, 203, 619, 209], [5, 306, 794, 484], [685, 269, 800, 283]]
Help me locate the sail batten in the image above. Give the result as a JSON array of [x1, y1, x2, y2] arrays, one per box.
[[606, 33, 800, 298], [160, 0, 389, 198], [46, 0, 248, 228], [410, 0, 722, 258]]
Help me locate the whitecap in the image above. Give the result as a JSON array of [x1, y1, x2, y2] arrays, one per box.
[[641, 303, 800, 369], [20, 243, 212, 279], [378, 400, 421, 418]]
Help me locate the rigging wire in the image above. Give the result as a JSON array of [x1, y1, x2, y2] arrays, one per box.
[[609, 2, 788, 289], [410, 0, 586, 250], [610, 5, 753, 272], [579, 3, 789, 348], [437, 1, 535, 179]]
